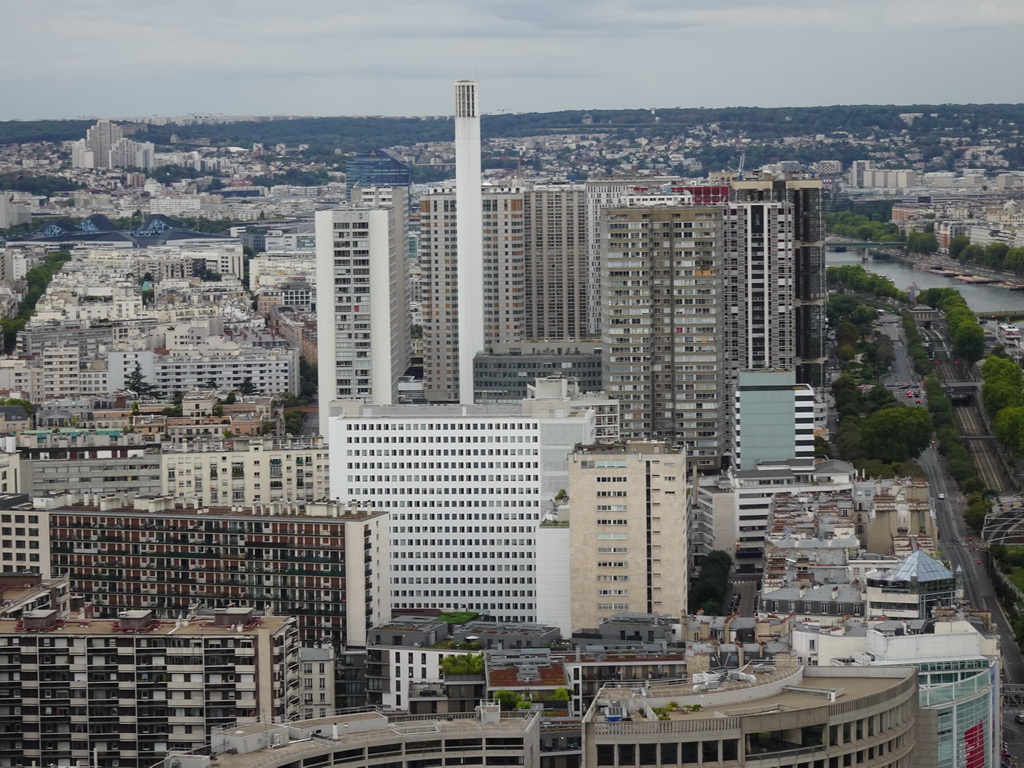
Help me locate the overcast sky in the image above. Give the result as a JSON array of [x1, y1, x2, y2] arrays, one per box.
[[4, 0, 1024, 121]]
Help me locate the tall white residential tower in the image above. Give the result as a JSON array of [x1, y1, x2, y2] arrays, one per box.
[[315, 201, 409, 437]]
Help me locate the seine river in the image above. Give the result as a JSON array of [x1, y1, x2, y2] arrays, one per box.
[[826, 248, 1024, 315]]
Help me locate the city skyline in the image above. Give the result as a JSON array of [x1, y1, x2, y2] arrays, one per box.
[[2, 0, 1024, 121]]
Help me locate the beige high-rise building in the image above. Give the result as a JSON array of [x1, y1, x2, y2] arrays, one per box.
[[584, 176, 680, 336], [600, 178, 825, 467], [523, 184, 588, 341], [601, 201, 726, 460], [422, 183, 590, 402], [421, 186, 525, 402], [568, 440, 688, 631]]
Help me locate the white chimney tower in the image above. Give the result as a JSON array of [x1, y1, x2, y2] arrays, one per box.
[[454, 80, 483, 405]]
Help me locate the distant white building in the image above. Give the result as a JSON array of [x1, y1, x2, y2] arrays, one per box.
[[0, 194, 31, 229], [109, 341, 299, 396]]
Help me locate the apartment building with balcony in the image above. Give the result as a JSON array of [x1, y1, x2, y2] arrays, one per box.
[[17, 429, 163, 499], [0, 606, 298, 768], [314, 203, 409, 436], [160, 437, 329, 507], [42, 494, 390, 650]]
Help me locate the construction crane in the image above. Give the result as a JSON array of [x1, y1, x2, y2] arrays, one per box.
[[736, 152, 746, 181]]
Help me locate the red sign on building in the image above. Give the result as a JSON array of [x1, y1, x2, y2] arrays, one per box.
[[964, 721, 985, 768]]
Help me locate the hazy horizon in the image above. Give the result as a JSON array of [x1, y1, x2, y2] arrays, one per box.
[[3, 0, 1023, 121]]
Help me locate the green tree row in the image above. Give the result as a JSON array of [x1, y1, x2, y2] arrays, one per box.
[[983, 356, 1024, 462], [906, 230, 938, 254], [826, 265, 905, 302], [0, 172, 84, 198], [900, 309, 935, 377], [831, 376, 932, 470], [826, 295, 895, 377], [952, 239, 1024, 274], [0, 251, 71, 352], [916, 288, 986, 364], [825, 211, 901, 242]]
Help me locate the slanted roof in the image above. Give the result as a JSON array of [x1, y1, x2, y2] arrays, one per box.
[[881, 550, 953, 583], [0, 406, 29, 420]]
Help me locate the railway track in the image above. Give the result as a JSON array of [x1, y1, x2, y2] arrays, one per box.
[[935, 358, 973, 383], [950, 379, 1016, 492]]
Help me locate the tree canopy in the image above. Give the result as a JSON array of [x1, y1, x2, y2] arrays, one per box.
[[827, 265, 905, 302], [689, 550, 732, 615]]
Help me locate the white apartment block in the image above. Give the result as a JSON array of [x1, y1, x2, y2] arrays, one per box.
[[161, 437, 330, 507], [146, 243, 246, 281], [251, 253, 317, 290], [297, 647, 337, 720], [328, 402, 596, 622], [351, 186, 405, 209], [568, 441, 688, 631], [108, 344, 298, 396], [523, 376, 620, 445], [148, 196, 203, 216], [263, 229, 317, 253], [74, 119, 122, 169], [0, 247, 28, 281], [0, 194, 31, 229], [315, 205, 409, 437], [33, 277, 144, 325], [41, 344, 81, 401], [109, 137, 155, 170], [0, 358, 42, 400], [0, 497, 45, 575]]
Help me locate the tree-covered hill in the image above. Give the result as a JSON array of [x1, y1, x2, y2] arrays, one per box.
[[5, 103, 1022, 154]]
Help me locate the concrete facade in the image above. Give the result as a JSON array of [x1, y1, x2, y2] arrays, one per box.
[[0, 608, 299, 768], [160, 437, 330, 507], [734, 370, 817, 469], [568, 441, 688, 630], [328, 402, 596, 622], [582, 664, 919, 768]]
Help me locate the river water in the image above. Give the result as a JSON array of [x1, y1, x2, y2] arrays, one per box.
[[826, 249, 1024, 315]]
